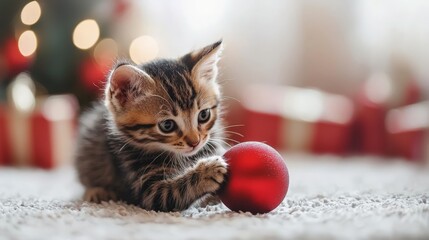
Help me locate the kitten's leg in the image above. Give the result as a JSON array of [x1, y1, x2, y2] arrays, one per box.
[[84, 187, 118, 203], [197, 194, 221, 208], [138, 156, 227, 211]]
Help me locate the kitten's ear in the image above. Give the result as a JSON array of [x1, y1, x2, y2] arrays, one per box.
[[105, 64, 155, 111], [181, 40, 223, 82]]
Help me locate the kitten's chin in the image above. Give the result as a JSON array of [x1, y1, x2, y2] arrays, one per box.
[[176, 139, 208, 157], [180, 148, 201, 157]]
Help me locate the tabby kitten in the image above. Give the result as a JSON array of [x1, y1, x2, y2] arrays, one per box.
[[75, 41, 228, 212]]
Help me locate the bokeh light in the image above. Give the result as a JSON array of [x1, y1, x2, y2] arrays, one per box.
[[20, 1, 41, 26], [72, 19, 100, 50], [93, 38, 118, 64], [42, 96, 76, 121], [129, 35, 158, 64], [18, 30, 38, 57], [365, 73, 393, 104], [10, 73, 36, 112]]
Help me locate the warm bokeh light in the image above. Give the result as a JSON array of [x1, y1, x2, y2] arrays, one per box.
[[386, 102, 429, 133], [72, 19, 100, 50], [321, 95, 354, 124], [365, 73, 393, 104], [129, 35, 158, 64], [20, 1, 41, 26], [18, 30, 38, 57], [283, 88, 324, 122], [42, 96, 75, 121], [244, 85, 354, 124], [10, 73, 36, 112], [93, 38, 118, 64]]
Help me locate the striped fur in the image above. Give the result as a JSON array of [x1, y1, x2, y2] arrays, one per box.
[[75, 41, 227, 211]]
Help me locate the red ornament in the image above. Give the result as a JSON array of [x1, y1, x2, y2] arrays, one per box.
[[219, 142, 289, 214], [2, 38, 31, 76], [79, 58, 111, 94]]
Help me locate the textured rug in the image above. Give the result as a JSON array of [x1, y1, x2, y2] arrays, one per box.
[[1, 155, 428, 240]]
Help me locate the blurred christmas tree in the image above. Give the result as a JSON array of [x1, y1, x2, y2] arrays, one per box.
[[0, 0, 131, 107]]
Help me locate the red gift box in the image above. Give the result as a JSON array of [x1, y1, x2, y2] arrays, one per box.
[[0, 95, 78, 168], [386, 101, 429, 162], [0, 106, 12, 165], [355, 73, 421, 155], [240, 85, 355, 155]]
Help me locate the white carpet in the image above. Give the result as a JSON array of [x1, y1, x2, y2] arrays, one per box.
[[1, 155, 429, 240]]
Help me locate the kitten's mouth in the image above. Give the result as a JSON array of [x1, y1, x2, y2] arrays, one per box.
[[180, 136, 208, 156], [182, 145, 202, 156]]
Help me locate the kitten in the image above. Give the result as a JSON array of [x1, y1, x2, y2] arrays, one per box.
[[75, 41, 228, 212]]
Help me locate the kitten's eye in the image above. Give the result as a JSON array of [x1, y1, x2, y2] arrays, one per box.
[[198, 109, 211, 123], [158, 119, 177, 133]]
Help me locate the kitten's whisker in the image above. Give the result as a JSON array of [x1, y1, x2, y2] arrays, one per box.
[[176, 154, 186, 172], [212, 140, 232, 150], [220, 95, 241, 103], [118, 138, 133, 153], [211, 138, 233, 149], [170, 151, 184, 172], [208, 141, 219, 155], [160, 152, 172, 178], [222, 131, 244, 138], [205, 143, 216, 158], [221, 137, 241, 144], [212, 136, 240, 146], [211, 130, 243, 140], [211, 128, 243, 136], [215, 124, 245, 130], [206, 141, 215, 153], [140, 151, 165, 176]]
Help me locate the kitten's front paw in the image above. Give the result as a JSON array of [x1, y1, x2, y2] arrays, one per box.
[[195, 156, 228, 193], [84, 187, 117, 203]]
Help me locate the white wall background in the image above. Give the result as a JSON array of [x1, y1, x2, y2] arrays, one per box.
[[112, 0, 429, 98]]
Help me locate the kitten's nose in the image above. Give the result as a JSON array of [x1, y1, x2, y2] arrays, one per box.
[[185, 137, 200, 148]]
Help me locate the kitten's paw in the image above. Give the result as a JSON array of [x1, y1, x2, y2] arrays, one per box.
[[195, 156, 228, 193], [198, 194, 222, 208], [83, 187, 117, 203]]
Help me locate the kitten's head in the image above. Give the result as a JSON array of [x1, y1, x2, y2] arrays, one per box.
[[105, 41, 223, 156]]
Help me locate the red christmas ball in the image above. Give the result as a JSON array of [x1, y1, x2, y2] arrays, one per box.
[[79, 58, 110, 94], [3, 38, 31, 76], [219, 142, 289, 214]]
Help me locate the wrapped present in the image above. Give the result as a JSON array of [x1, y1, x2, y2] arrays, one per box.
[[0, 106, 12, 165], [240, 84, 354, 155], [355, 72, 421, 155], [0, 95, 78, 168], [0, 73, 78, 168], [32, 95, 78, 168], [386, 101, 429, 162], [426, 132, 429, 165]]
